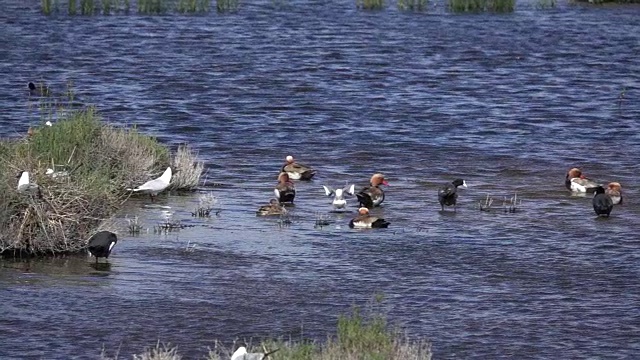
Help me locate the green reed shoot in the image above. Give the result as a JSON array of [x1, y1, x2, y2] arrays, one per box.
[[356, 0, 385, 9], [489, 0, 514, 12], [42, 0, 53, 15], [535, 0, 556, 9], [177, 0, 211, 13], [216, 0, 239, 12], [102, 0, 112, 14], [69, 0, 77, 15], [398, 0, 428, 10], [138, 0, 166, 14], [80, 0, 95, 15]]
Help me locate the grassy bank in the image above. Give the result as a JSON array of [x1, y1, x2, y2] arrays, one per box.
[[0, 104, 202, 256], [101, 306, 432, 360]]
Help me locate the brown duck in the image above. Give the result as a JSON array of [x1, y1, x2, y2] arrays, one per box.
[[274, 172, 296, 204], [349, 207, 390, 229], [356, 173, 388, 208], [282, 155, 316, 180]]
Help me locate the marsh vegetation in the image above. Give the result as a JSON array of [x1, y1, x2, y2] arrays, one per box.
[[0, 88, 202, 257]]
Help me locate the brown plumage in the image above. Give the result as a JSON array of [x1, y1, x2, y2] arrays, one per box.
[[356, 173, 388, 208], [349, 207, 390, 228], [274, 172, 296, 204], [605, 182, 623, 205], [565, 167, 599, 193], [256, 199, 288, 216], [282, 155, 316, 180]]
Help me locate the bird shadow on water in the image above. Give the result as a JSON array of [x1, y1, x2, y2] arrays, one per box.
[[88, 262, 113, 274]]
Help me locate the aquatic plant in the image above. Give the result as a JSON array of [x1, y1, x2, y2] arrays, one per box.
[[138, 0, 167, 14], [488, 0, 514, 12], [41, 0, 54, 15], [398, 0, 428, 11], [80, 0, 95, 15], [69, 0, 77, 15], [535, 0, 556, 9], [102, 0, 113, 14], [177, 0, 211, 13], [170, 144, 205, 191], [192, 192, 218, 218], [216, 0, 239, 12], [357, 0, 385, 10]]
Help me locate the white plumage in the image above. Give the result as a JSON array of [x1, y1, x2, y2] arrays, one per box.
[[322, 184, 355, 210], [128, 167, 172, 196]]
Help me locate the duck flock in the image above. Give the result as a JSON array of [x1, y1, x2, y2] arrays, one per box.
[[14, 156, 624, 264]]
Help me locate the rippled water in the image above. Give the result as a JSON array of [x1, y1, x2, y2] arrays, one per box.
[[1, 1, 640, 359]]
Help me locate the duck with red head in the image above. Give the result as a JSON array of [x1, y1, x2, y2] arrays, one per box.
[[605, 182, 623, 205], [565, 167, 599, 193], [274, 172, 296, 204], [282, 155, 316, 180], [349, 207, 390, 229], [356, 173, 388, 209]]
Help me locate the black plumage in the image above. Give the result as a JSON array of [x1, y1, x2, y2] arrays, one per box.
[[88, 231, 118, 263], [438, 178, 466, 211], [592, 186, 613, 217]]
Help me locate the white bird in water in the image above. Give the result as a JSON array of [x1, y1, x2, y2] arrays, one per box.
[[17, 171, 40, 194], [231, 344, 279, 360], [322, 184, 355, 210], [127, 167, 172, 200]]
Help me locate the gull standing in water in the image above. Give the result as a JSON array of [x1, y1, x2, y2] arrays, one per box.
[[127, 167, 172, 201]]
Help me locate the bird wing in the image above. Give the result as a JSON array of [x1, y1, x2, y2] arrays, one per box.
[[322, 185, 334, 196]]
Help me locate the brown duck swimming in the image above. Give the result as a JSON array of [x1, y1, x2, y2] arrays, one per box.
[[274, 172, 296, 204], [256, 199, 288, 216], [605, 182, 623, 205], [282, 155, 316, 180], [565, 168, 599, 193], [349, 207, 390, 229], [356, 173, 388, 208]]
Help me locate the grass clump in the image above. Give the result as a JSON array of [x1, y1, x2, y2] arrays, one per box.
[[138, 0, 167, 14], [80, 0, 96, 15], [357, 0, 385, 10], [1, 95, 202, 256], [216, 0, 239, 12], [41, 0, 55, 15], [398, 0, 428, 11], [106, 301, 432, 360], [448, 0, 514, 12], [177, 0, 211, 13]]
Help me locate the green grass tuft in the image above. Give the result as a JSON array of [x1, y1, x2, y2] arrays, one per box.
[[216, 0, 239, 12], [102, 302, 432, 360], [398, 0, 428, 11], [356, 0, 385, 10]]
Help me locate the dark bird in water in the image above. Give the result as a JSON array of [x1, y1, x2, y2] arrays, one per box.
[[28, 82, 50, 96], [274, 172, 296, 204], [349, 207, 390, 229], [592, 186, 613, 217], [438, 178, 467, 212], [87, 231, 118, 263], [356, 173, 388, 208]]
